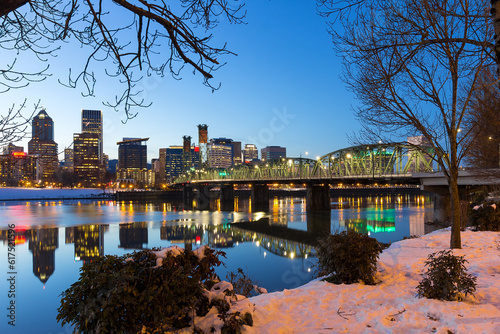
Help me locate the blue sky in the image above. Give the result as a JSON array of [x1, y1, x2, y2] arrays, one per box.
[[1, 0, 360, 161]]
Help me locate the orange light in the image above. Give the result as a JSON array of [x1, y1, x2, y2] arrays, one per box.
[[12, 152, 27, 158]]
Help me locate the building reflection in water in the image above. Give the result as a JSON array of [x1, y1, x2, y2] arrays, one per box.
[[65, 224, 108, 263], [119, 222, 148, 249], [27, 227, 58, 285]]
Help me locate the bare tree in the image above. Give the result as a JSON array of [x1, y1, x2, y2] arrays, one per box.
[[0, 0, 245, 120], [318, 0, 496, 249], [0, 100, 39, 146]]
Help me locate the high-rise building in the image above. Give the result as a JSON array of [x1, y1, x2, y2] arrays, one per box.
[[117, 138, 148, 169], [197, 124, 209, 167], [261, 146, 286, 162], [81, 109, 103, 164], [243, 144, 258, 163], [208, 138, 233, 168], [116, 138, 152, 187], [28, 110, 58, 182], [64, 148, 74, 173], [157, 148, 167, 185], [232, 141, 242, 165], [73, 132, 100, 186], [165, 145, 200, 180]]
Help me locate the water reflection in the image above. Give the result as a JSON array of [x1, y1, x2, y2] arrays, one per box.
[[0, 193, 435, 333]]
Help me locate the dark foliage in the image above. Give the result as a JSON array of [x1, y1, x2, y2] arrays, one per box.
[[416, 250, 477, 301], [57, 247, 232, 333], [226, 268, 264, 298], [316, 229, 383, 285], [469, 202, 500, 231]]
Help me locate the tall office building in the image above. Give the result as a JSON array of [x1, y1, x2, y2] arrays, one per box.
[[117, 138, 148, 169], [197, 124, 209, 167], [243, 144, 258, 163], [81, 109, 103, 164], [116, 138, 153, 187], [28, 109, 58, 182], [73, 132, 100, 186], [232, 141, 242, 165], [64, 148, 74, 173], [165, 145, 200, 180], [157, 148, 167, 185], [261, 146, 286, 162], [208, 138, 233, 168]]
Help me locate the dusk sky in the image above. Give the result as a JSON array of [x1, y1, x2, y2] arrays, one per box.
[[1, 0, 360, 161]]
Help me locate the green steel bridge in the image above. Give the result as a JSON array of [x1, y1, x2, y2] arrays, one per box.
[[173, 143, 436, 185]]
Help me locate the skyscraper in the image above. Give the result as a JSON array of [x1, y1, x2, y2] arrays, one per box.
[[208, 138, 233, 168], [243, 144, 258, 163], [73, 132, 100, 186], [28, 109, 58, 182], [81, 109, 103, 164], [117, 138, 148, 170]]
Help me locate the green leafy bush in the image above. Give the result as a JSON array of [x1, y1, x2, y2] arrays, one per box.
[[469, 202, 500, 231], [416, 250, 477, 301], [57, 246, 252, 333], [316, 229, 383, 285]]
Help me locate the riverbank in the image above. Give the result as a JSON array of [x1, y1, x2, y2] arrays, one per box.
[[177, 228, 500, 333], [0, 187, 113, 201]]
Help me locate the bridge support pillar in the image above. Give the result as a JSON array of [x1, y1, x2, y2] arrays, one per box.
[[182, 187, 194, 210], [306, 184, 331, 211], [220, 185, 234, 211], [251, 184, 269, 212], [195, 185, 211, 210]]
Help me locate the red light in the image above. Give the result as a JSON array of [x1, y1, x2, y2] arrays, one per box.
[[194, 146, 200, 152], [12, 152, 27, 158], [196, 236, 201, 243]]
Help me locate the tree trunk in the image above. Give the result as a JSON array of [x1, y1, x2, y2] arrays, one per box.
[[449, 168, 461, 249], [0, 0, 29, 17]]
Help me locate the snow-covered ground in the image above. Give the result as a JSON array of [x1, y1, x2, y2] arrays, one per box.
[[0, 187, 110, 200], [180, 228, 499, 334]]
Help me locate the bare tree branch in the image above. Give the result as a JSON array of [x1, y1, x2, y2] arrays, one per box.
[[0, 0, 245, 120], [321, 0, 495, 249]]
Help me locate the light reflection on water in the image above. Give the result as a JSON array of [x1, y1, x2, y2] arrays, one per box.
[[0, 193, 434, 333]]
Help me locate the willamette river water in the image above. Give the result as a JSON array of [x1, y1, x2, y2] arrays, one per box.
[[0, 191, 435, 334]]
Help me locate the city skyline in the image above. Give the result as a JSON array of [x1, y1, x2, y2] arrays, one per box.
[[0, 1, 360, 161]]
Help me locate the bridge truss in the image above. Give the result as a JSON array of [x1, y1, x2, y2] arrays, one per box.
[[174, 143, 436, 183]]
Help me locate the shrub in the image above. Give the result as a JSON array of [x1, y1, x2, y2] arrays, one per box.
[[57, 246, 252, 333], [416, 250, 477, 301], [316, 229, 383, 285], [469, 202, 500, 231], [226, 268, 266, 297]]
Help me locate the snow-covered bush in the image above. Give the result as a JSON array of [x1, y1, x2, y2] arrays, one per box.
[[57, 246, 253, 333], [416, 250, 477, 301], [469, 202, 500, 231], [226, 268, 267, 297], [316, 229, 383, 285]]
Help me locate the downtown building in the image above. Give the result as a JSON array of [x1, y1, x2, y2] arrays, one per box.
[[0, 144, 38, 186], [261, 145, 286, 162], [28, 109, 59, 183], [72, 109, 104, 186], [208, 138, 234, 168], [243, 144, 259, 163], [116, 138, 154, 188], [164, 145, 200, 181]]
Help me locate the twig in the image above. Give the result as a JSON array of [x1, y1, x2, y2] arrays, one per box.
[[337, 307, 356, 320]]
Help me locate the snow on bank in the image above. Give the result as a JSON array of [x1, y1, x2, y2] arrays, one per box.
[[0, 187, 110, 200], [241, 228, 500, 334]]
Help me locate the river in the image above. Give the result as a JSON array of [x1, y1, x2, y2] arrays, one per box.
[[0, 190, 435, 333]]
